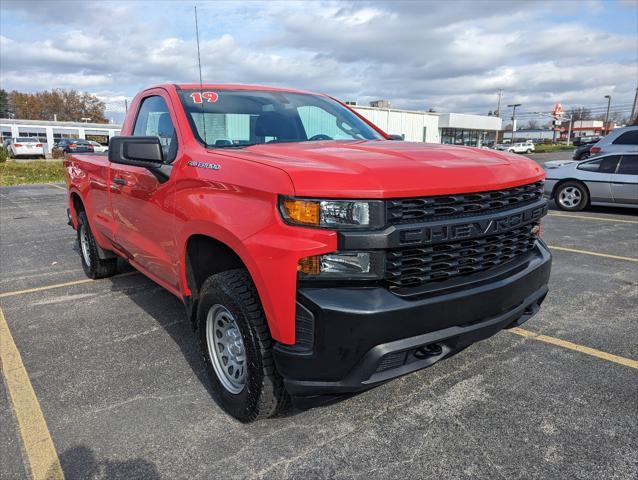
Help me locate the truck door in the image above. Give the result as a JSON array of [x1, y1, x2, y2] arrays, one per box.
[[109, 93, 181, 291], [611, 154, 638, 205]]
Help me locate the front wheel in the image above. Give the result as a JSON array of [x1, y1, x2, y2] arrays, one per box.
[[555, 181, 589, 211], [197, 269, 288, 422]]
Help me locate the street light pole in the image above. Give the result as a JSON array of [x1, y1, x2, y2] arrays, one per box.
[[495, 89, 503, 143], [604, 95, 611, 134], [507, 103, 521, 143]]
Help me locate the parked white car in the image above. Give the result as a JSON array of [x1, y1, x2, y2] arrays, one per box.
[[88, 141, 108, 153], [8, 137, 45, 158]]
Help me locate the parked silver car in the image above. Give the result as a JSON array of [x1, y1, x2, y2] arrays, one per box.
[[589, 125, 638, 157], [544, 153, 638, 211]]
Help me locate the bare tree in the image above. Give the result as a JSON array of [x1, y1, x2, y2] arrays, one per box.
[[568, 106, 592, 122]]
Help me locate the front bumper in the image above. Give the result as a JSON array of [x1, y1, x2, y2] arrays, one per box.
[[274, 241, 551, 396], [543, 179, 558, 198]]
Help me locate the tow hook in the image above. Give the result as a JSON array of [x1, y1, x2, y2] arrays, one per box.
[[414, 343, 443, 359]]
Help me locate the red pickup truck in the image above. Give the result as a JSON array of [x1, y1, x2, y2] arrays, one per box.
[[65, 84, 551, 421]]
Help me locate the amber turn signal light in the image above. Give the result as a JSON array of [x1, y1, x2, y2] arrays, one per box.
[[297, 255, 321, 274], [282, 199, 320, 226]]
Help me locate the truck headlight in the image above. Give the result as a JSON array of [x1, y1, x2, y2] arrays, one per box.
[[298, 251, 385, 280], [279, 197, 385, 229]]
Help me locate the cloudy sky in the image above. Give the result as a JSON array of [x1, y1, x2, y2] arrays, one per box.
[[1, 0, 636, 124]]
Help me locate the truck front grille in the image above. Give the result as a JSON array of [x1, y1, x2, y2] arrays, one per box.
[[386, 181, 544, 224], [385, 223, 538, 289]]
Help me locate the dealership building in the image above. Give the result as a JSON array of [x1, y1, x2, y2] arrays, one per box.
[[0, 103, 502, 153]]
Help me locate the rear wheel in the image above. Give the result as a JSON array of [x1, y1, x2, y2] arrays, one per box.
[[77, 211, 118, 278], [555, 181, 589, 211], [197, 269, 288, 422], [526, 148, 532, 153]]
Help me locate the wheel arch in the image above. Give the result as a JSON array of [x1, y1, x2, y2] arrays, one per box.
[[182, 233, 255, 329], [69, 189, 84, 229]]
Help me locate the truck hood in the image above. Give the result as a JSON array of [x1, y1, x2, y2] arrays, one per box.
[[221, 140, 544, 198]]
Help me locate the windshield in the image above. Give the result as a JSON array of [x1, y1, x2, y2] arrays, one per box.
[[178, 89, 384, 148]]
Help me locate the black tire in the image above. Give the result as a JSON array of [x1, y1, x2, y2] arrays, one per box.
[[77, 211, 118, 279], [526, 148, 532, 153], [197, 269, 288, 422], [554, 180, 589, 211]]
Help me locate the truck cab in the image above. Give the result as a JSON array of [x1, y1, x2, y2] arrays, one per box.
[[65, 84, 551, 421]]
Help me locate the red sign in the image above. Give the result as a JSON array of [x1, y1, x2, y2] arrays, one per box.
[[552, 103, 563, 118]]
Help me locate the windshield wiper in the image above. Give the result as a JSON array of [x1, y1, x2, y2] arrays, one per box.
[[208, 143, 258, 149]]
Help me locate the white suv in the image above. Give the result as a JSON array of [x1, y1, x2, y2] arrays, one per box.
[[589, 126, 638, 157], [506, 142, 535, 154]]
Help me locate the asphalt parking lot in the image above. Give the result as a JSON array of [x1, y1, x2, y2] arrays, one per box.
[[1, 182, 637, 480]]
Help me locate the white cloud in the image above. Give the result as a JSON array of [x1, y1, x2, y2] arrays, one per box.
[[0, 0, 635, 123]]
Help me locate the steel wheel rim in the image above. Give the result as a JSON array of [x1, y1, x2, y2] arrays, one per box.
[[558, 186, 582, 208], [206, 304, 246, 394], [80, 224, 91, 267]]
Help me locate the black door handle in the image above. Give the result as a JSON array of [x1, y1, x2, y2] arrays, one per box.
[[112, 178, 126, 185]]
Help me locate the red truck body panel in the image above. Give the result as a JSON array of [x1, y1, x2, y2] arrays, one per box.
[[65, 83, 544, 345]]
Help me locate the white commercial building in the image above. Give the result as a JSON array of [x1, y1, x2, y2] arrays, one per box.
[[353, 106, 441, 143], [1, 106, 501, 153], [0, 119, 121, 154], [353, 107, 502, 146]]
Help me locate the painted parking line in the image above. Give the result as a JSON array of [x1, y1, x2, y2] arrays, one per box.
[[47, 183, 66, 191], [0, 271, 139, 298], [0, 308, 65, 480], [547, 213, 638, 224], [547, 245, 638, 263], [508, 327, 638, 370]]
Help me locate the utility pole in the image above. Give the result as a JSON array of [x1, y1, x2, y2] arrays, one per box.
[[604, 95, 611, 134], [507, 103, 521, 144], [630, 87, 638, 124], [495, 89, 503, 143], [124, 99, 128, 114]]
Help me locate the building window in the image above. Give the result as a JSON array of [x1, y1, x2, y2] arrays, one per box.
[[441, 128, 482, 146]]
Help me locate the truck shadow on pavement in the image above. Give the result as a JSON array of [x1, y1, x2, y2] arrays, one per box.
[[50, 445, 160, 480], [104, 266, 350, 417]]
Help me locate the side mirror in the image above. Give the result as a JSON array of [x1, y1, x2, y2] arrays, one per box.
[[108, 136, 163, 168], [387, 134, 404, 141]]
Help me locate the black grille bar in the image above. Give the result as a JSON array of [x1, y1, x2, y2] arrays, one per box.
[[385, 223, 538, 289], [387, 181, 544, 224]]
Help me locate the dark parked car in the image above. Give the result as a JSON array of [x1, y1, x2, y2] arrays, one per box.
[[573, 142, 595, 160], [572, 136, 603, 160], [52, 139, 94, 158]]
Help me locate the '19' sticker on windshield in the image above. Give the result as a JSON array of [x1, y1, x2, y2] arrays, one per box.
[[190, 91, 219, 104]]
